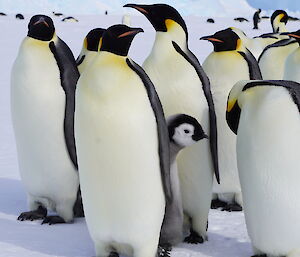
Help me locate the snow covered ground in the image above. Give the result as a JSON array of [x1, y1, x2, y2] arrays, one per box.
[[1, 12, 300, 257]]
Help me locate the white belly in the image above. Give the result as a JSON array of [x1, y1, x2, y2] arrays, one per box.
[[11, 39, 78, 209], [75, 57, 165, 252], [284, 48, 300, 83], [237, 87, 300, 256]]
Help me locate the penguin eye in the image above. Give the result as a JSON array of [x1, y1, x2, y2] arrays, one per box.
[[184, 129, 189, 134]]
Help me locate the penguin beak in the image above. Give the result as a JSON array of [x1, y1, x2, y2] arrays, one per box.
[[33, 18, 49, 27], [200, 35, 224, 43], [118, 28, 144, 38], [287, 33, 300, 39], [123, 4, 149, 14]]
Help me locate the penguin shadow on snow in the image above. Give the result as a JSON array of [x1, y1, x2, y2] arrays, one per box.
[[0, 178, 94, 256]]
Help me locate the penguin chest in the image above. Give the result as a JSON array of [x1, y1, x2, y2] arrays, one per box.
[[76, 62, 165, 241], [284, 49, 300, 83], [237, 87, 300, 253], [11, 43, 77, 199]]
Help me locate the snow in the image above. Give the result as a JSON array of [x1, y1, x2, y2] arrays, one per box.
[[1, 11, 300, 257]]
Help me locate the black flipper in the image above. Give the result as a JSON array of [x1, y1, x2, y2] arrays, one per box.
[[126, 58, 172, 202], [172, 41, 220, 184], [49, 37, 80, 170], [238, 49, 263, 80], [243, 80, 300, 112], [253, 33, 279, 39], [258, 38, 297, 63], [76, 54, 85, 66]]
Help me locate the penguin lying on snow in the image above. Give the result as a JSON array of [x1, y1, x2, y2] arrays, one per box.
[[0, 12, 7, 16], [227, 80, 300, 257], [53, 11, 63, 17], [125, 3, 219, 244], [62, 16, 78, 22], [11, 15, 83, 225], [76, 28, 105, 74], [16, 13, 24, 20], [206, 18, 214, 23], [234, 17, 249, 22], [75, 24, 172, 257], [160, 114, 208, 253], [201, 27, 262, 211], [283, 30, 300, 83]]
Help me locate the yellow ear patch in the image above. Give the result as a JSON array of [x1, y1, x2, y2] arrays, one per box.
[[165, 19, 177, 31], [278, 13, 285, 21], [227, 99, 237, 112], [236, 38, 242, 50], [98, 37, 102, 52], [84, 37, 88, 50]]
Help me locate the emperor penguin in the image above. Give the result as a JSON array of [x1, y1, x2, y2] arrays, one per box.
[[75, 24, 172, 257], [160, 114, 208, 251], [201, 28, 262, 211], [11, 15, 83, 224], [258, 37, 298, 79], [271, 10, 289, 33], [283, 30, 300, 83], [76, 28, 105, 74], [124, 3, 219, 243], [226, 79, 300, 257]]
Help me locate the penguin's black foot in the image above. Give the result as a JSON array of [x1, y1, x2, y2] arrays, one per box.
[[17, 206, 47, 221], [108, 252, 119, 257], [251, 255, 267, 257], [157, 245, 171, 257], [222, 202, 243, 212], [184, 230, 204, 244], [211, 199, 227, 209], [41, 215, 66, 225]]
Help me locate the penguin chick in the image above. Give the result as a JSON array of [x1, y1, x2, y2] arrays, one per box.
[[159, 114, 208, 251], [76, 28, 105, 74]]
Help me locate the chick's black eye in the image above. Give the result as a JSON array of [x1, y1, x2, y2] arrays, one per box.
[[184, 129, 189, 133]]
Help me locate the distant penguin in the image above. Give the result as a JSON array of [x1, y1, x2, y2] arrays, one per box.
[[16, 13, 24, 20], [201, 27, 262, 211], [62, 16, 78, 22], [52, 11, 63, 17], [122, 14, 131, 26], [271, 10, 289, 33], [283, 30, 300, 82], [258, 37, 297, 79], [11, 15, 83, 225], [0, 12, 7, 16], [125, 3, 219, 243], [253, 8, 261, 29], [76, 28, 105, 74], [234, 17, 249, 22], [160, 114, 208, 250], [227, 79, 300, 257], [75, 24, 172, 257], [105, 10, 108, 15], [288, 16, 300, 21], [207, 18, 215, 23]]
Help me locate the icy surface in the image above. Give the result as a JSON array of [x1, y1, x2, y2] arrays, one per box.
[[1, 12, 300, 257]]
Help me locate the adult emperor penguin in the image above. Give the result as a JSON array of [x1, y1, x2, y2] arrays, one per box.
[[258, 37, 297, 79], [160, 114, 208, 251], [227, 79, 300, 257], [201, 28, 262, 211], [11, 15, 83, 224], [271, 10, 289, 33], [124, 3, 219, 243], [283, 30, 300, 83], [76, 28, 105, 74], [75, 24, 172, 257]]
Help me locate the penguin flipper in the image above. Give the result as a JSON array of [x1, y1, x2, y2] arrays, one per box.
[[238, 49, 263, 80], [76, 54, 85, 66], [172, 41, 220, 184], [126, 58, 172, 202], [49, 38, 80, 170]]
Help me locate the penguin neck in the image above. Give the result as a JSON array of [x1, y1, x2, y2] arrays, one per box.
[[98, 51, 127, 66], [273, 21, 287, 33], [23, 33, 58, 50], [170, 142, 183, 164]]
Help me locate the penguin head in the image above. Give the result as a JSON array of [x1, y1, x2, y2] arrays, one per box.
[[124, 4, 188, 37], [27, 15, 55, 41], [200, 28, 242, 52], [167, 114, 208, 148], [271, 10, 288, 33], [84, 28, 106, 52], [100, 24, 143, 56], [287, 30, 300, 45]]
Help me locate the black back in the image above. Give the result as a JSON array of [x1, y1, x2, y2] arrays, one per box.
[[126, 58, 172, 202], [172, 41, 220, 184], [238, 49, 263, 80], [49, 37, 80, 170]]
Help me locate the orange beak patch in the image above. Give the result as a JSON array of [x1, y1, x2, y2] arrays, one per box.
[[288, 33, 300, 39], [33, 20, 49, 27]]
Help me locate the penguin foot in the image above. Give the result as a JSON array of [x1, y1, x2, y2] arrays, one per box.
[[251, 255, 267, 257], [157, 245, 171, 257], [41, 216, 66, 225], [222, 202, 243, 212], [17, 206, 47, 221], [108, 251, 119, 257], [184, 230, 204, 244], [211, 199, 227, 209]]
